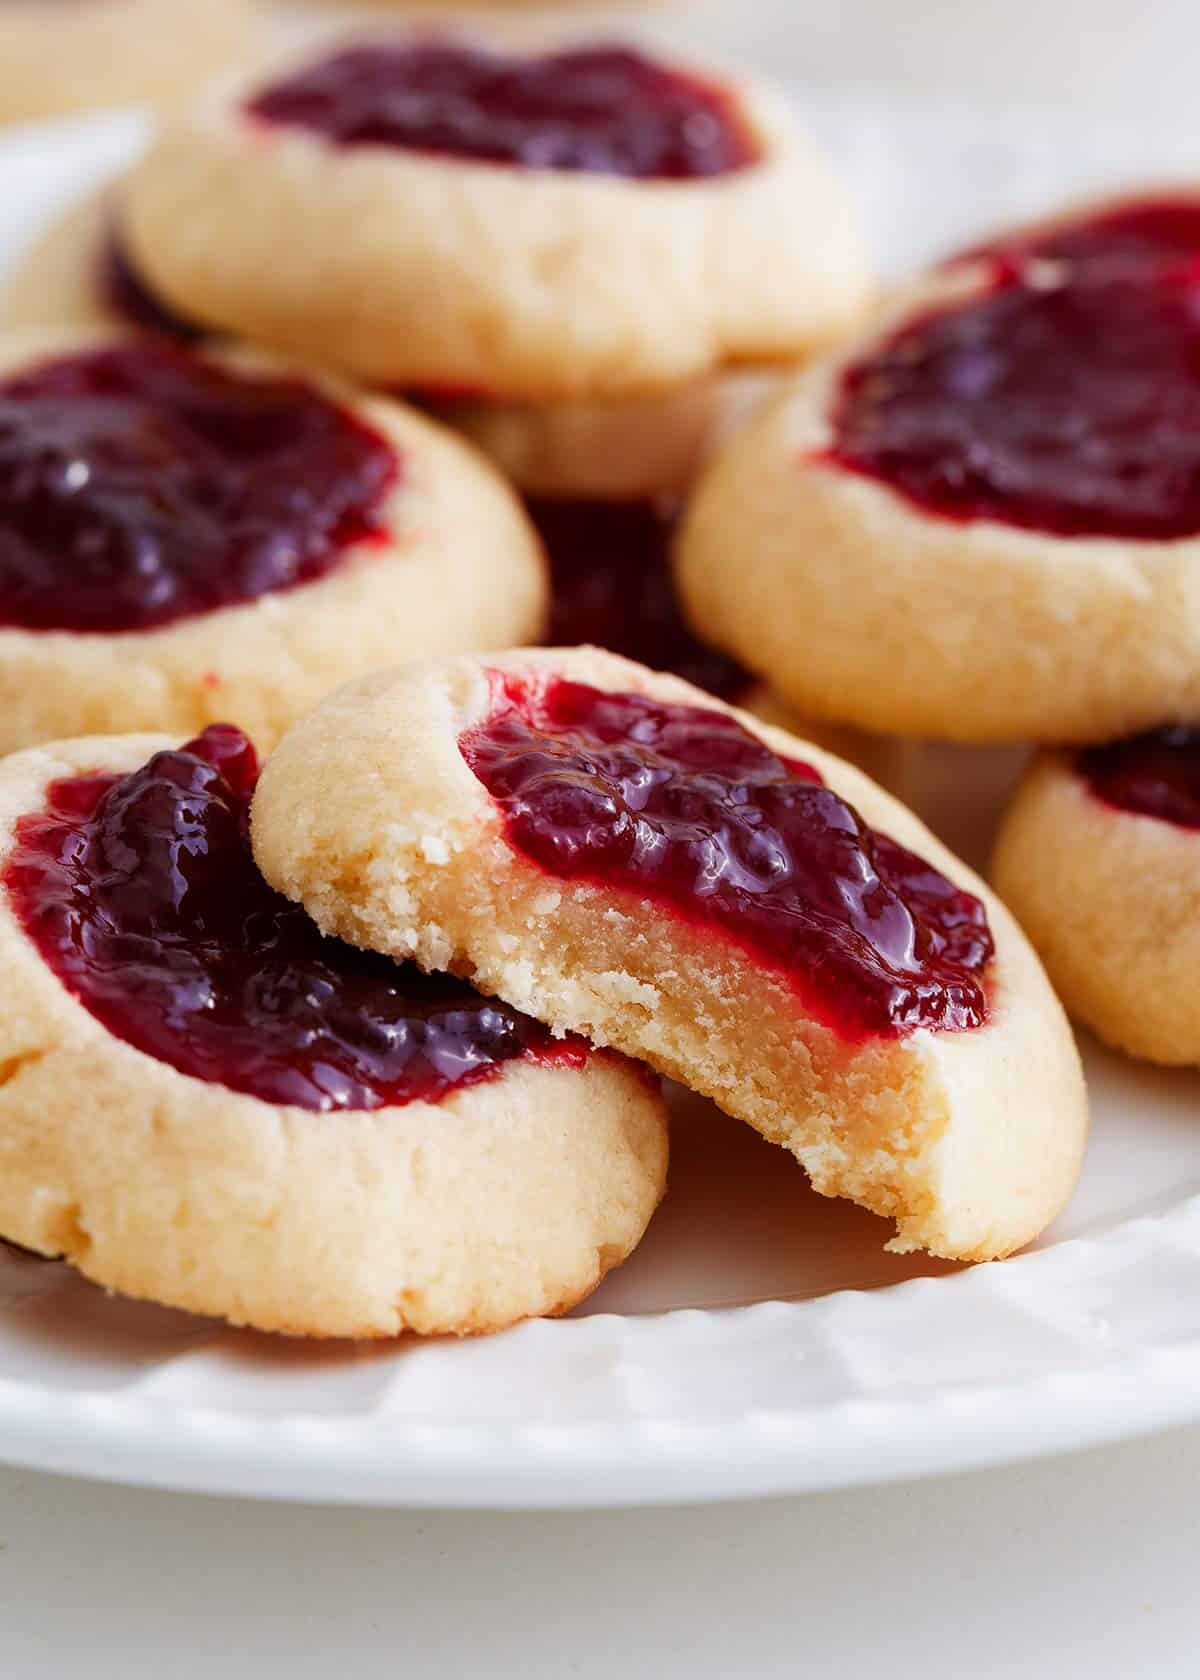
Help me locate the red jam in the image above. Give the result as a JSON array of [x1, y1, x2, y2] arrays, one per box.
[[829, 199, 1200, 541], [0, 341, 398, 633], [100, 233, 204, 341], [533, 497, 749, 701], [245, 42, 760, 180], [459, 674, 993, 1039], [3, 725, 583, 1111], [1079, 726, 1200, 830], [958, 196, 1200, 275]]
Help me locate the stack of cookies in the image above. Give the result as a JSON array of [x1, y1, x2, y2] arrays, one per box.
[[0, 23, 1106, 1341]]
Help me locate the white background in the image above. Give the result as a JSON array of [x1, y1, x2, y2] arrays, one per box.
[[7, 4, 1200, 1671], [681, 0, 1200, 118], [5, 1425, 1200, 1677]]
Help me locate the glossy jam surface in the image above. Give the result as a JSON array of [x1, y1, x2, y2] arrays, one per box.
[[1079, 726, 1200, 830], [246, 42, 760, 179], [0, 342, 398, 633], [960, 197, 1200, 275], [100, 234, 205, 341], [535, 497, 749, 700], [4, 726, 581, 1111], [460, 675, 993, 1038], [831, 199, 1200, 541]]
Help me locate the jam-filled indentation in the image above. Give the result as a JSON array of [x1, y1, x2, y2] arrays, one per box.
[[1080, 726, 1200, 830], [534, 496, 749, 700], [459, 674, 993, 1039], [956, 196, 1200, 276], [246, 41, 761, 180], [0, 341, 398, 633], [4, 725, 584, 1111], [829, 197, 1200, 541]]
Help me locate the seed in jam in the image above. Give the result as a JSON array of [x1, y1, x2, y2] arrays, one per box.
[[459, 674, 993, 1039], [533, 496, 749, 700], [0, 340, 398, 633], [1079, 726, 1200, 831], [3, 725, 584, 1111], [99, 232, 205, 341], [245, 41, 760, 180]]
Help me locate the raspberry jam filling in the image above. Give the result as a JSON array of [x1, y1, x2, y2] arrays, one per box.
[[459, 675, 993, 1039], [245, 41, 760, 179], [4, 725, 583, 1111], [99, 233, 204, 341], [534, 497, 749, 700], [958, 196, 1200, 275], [1079, 726, 1200, 830], [829, 201, 1200, 541], [0, 341, 398, 633]]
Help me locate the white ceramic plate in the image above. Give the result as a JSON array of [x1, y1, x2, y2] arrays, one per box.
[[1, 100, 1200, 1509]]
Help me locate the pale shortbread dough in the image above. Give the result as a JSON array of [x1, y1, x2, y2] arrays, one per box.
[[0, 0, 251, 126], [0, 191, 791, 497], [0, 732, 668, 1337], [119, 35, 871, 399], [739, 683, 915, 796], [993, 752, 1200, 1066], [676, 262, 1200, 745], [433, 369, 787, 498], [252, 647, 1088, 1263], [0, 326, 546, 756]]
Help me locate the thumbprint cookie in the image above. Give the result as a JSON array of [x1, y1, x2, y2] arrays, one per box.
[[0, 328, 544, 754], [0, 724, 668, 1335], [252, 648, 1087, 1262], [119, 34, 869, 398]]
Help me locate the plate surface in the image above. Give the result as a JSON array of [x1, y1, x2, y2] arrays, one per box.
[[2, 100, 1200, 1508]]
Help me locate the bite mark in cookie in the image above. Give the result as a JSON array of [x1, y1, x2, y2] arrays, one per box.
[[459, 670, 993, 1039], [252, 649, 1087, 1262]]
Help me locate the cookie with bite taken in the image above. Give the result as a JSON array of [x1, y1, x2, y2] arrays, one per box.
[[252, 648, 1087, 1262]]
